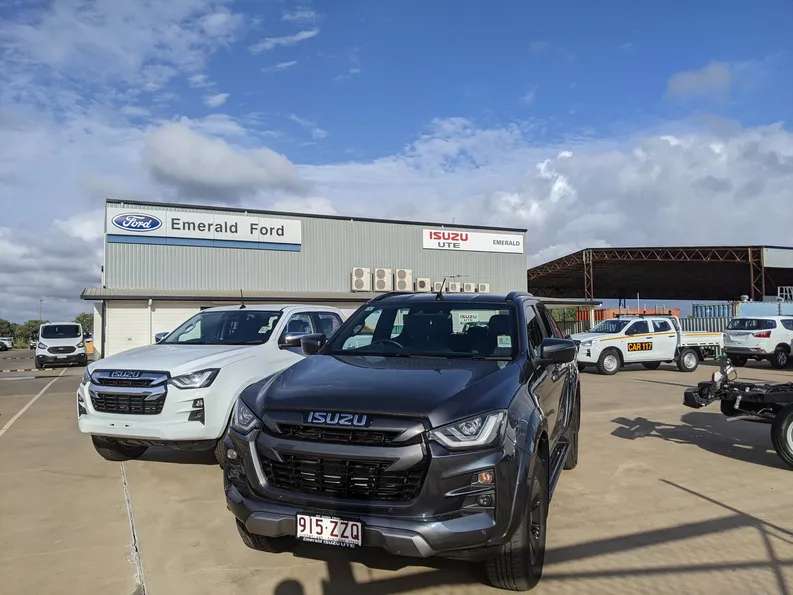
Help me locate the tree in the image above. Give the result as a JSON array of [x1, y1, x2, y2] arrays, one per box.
[[0, 319, 15, 337], [74, 313, 93, 334], [15, 320, 46, 345]]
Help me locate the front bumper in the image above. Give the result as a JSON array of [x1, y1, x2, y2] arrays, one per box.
[[724, 347, 771, 357], [224, 426, 531, 559], [576, 346, 599, 364], [37, 352, 86, 365]]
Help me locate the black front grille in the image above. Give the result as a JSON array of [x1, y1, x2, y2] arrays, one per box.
[[91, 393, 165, 415], [94, 378, 153, 388], [277, 424, 403, 446], [261, 454, 426, 502], [48, 346, 76, 354]]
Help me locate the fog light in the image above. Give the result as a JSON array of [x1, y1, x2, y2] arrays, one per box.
[[473, 469, 495, 485], [226, 448, 238, 461], [477, 494, 494, 507], [193, 398, 204, 408]]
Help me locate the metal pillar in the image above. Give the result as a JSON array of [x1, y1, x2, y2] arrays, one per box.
[[748, 248, 765, 301], [583, 249, 594, 301]]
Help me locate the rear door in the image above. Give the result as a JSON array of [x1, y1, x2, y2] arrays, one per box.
[[650, 319, 677, 359]]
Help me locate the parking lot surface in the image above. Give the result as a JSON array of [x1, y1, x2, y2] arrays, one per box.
[[1, 348, 791, 595]]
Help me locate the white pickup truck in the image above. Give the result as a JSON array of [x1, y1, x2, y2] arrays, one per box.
[[77, 304, 345, 464], [572, 315, 723, 375]]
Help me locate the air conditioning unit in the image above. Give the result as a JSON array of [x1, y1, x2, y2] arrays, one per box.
[[463, 282, 476, 293], [433, 281, 444, 293], [415, 277, 432, 292], [373, 268, 393, 292], [351, 267, 371, 291], [477, 282, 491, 293], [447, 281, 462, 293], [394, 268, 413, 291]]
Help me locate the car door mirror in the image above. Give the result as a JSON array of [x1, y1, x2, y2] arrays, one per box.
[[538, 338, 577, 365], [300, 333, 326, 355], [279, 333, 307, 349], [154, 332, 169, 343]]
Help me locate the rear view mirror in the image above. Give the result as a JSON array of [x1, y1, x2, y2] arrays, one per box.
[[539, 338, 577, 365], [279, 333, 307, 349], [154, 332, 169, 343], [301, 333, 327, 355]]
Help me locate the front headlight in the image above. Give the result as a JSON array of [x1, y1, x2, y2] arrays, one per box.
[[37, 342, 48, 350], [231, 399, 260, 433], [81, 369, 91, 386], [77, 341, 85, 348], [429, 411, 506, 450], [580, 340, 593, 347], [170, 368, 219, 389]]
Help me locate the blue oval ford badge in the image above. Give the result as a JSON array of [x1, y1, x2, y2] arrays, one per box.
[[111, 212, 163, 233]]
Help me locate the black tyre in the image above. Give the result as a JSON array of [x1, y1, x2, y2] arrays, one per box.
[[213, 439, 227, 468], [236, 520, 293, 553], [771, 405, 793, 469], [728, 354, 747, 367], [676, 348, 699, 372], [577, 363, 587, 372], [642, 362, 661, 370], [770, 347, 790, 369], [34, 360, 43, 370], [720, 399, 741, 417], [486, 456, 548, 590], [563, 391, 580, 471], [91, 435, 147, 461], [596, 349, 621, 375]]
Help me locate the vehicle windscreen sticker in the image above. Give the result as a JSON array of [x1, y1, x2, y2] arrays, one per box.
[[497, 335, 512, 348], [627, 341, 653, 352]]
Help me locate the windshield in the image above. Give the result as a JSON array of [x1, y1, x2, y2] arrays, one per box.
[[726, 318, 776, 331], [163, 310, 282, 345], [327, 302, 517, 359], [589, 320, 631, 334], [40, 324, 81, 339]]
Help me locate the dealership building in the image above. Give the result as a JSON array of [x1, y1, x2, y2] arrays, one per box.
[[82, 199, 528, 357]]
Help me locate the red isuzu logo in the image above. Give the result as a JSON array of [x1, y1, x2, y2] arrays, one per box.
[[428, 231, 469, 242]]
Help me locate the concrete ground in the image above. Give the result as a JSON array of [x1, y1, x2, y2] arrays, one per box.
[[1, 347, 791, 595]]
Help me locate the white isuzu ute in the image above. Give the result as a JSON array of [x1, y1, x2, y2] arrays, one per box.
[[77, 304, 345, 464], [572, 315, 723, 375]]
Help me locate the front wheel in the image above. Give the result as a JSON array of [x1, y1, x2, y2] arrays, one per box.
[[771, 405, 793, 469], [485, 456, 547, 590], [91, 436, 147, 461], [677, 349, 699, 372], [597, 349, 621, 375], [770, 348, 790, 369]]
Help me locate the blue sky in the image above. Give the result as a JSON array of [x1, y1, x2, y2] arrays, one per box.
[[1, 0, 793, 321]]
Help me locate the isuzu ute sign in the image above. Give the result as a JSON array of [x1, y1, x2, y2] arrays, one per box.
[[423, 228, 524, 254], [106, 205, 302, 246]]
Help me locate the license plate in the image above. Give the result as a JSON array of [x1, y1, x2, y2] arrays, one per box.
[[56, 354, 67, 359], [296, 514, 362, 548]]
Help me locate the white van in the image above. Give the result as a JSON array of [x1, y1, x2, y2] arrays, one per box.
[[35, 322, 87, 369]]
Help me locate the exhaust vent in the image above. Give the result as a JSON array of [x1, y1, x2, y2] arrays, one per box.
[[373, 268, 393, 292], [394, 269, 413, 292], [415, 278, 432, 292], [477, 283, 491, 293], [463, 282, 476, 293], [447, 281, 462, 293]]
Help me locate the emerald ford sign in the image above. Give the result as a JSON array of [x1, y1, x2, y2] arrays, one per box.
[[106, 205, 302, 247], [423, 228, 523, 254]]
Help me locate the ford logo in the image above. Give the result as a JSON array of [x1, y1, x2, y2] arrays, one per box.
[[111, 213, 163, 233], [305, 411, 369, 427]]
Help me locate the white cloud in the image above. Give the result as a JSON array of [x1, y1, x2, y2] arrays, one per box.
[[262, 60, 298, 73], [188, 73, 212, 88], [521, 87, 537, 106], [667, 61, 732, 100], [282, 9, 318, 24], [249, 28, 319, 53], [289, 113, 328, 141], [143, 122, 306, 199], [204, 92, 229, 108]]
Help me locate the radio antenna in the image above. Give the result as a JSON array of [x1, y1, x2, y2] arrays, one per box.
[[435, 275, 463, 300], [239, 289, 246, 309]]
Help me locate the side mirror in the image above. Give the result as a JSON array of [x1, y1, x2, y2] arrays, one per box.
[[538, 338, 577, 365], [300, 333, 326, 355], [279, 332, 307, 349], [154, 332, 169, 343]]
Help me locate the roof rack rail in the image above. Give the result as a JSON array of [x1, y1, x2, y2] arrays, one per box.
[[371, 291, 405, 302], [506, 291, 530, 302]]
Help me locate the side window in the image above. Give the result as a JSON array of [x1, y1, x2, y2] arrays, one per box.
[[283, 313, 314, 337], [342, 309, 382, 349], [538, 305, 563, 338], [782, 320, 793, 331], [626, 321, 649, 336], [525, 307, 546, 359], [653, 320, 672, 332], [313, 312, 342, 336]]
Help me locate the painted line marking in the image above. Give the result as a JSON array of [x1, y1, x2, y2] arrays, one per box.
[[0, 376, 36, 381], [121, 462, 147, 594], [0, 368, 66, 439]]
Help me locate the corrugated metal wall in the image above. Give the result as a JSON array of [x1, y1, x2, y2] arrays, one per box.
[[106, 209, 527, 293]]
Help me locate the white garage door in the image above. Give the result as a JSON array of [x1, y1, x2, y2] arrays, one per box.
[[151, 302, 202, 338], [105, 301, 150, 356]]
